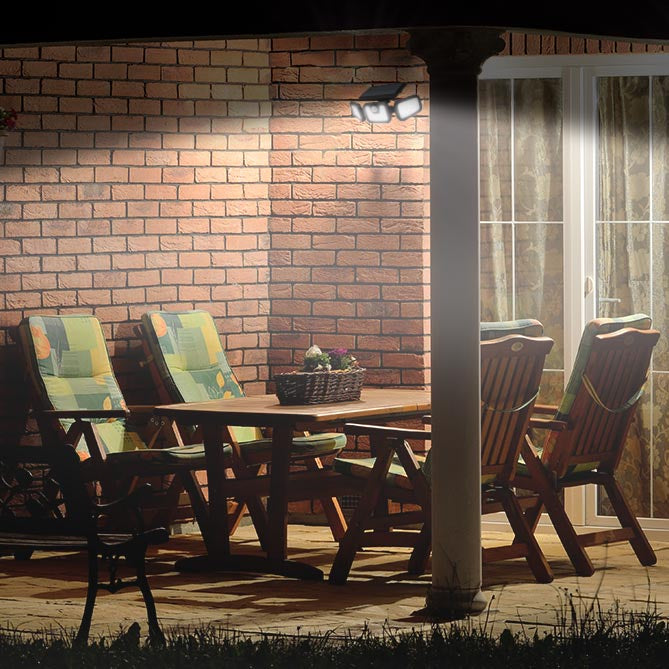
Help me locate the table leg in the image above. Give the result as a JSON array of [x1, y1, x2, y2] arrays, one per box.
[[175, 421, 231, 572], [266, 424, 291, 562], [265, 423, 323, 580], [201, 421, 231, 559], [175, 421, 323, 580]]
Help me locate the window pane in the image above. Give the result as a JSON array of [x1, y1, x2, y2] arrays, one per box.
[[596, 221, 650, 319], [479, 80, 512, 222], [652, 76, 669, 221], [513, 78, 563, 222], [598, 76, 650, 221], [515, 223, 564, 369], [480, 223, 512, 321]]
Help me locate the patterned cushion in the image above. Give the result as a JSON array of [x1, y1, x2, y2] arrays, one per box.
[[480, 319, 544, 340], [18, 315, 143, 460], [142, 310, 261, 444], [141, 310, 345, 459]]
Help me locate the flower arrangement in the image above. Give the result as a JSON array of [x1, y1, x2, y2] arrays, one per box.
[[275, 345, 364, 404], [0, 108, 18, 135], [302, 345, 359, 373]]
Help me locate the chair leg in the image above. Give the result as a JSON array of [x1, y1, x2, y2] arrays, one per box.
[[227, 500, 248, 535], [244, 495, 269, 551], [501, 489, 553, 583], [305, 458, 347, 541], [541, 485, 594, 576], [602, 475, 656, 566], [133, 549, 166, 646], [329, 443, 394, 585], [407, 520, 431, 575], [75, 550, 99, 646]]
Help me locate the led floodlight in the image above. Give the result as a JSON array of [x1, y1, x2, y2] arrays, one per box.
[[351, 84, 422, 124], [394, 95, 422, 121]]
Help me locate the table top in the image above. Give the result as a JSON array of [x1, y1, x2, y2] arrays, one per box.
[[155, 388, 431, 426]]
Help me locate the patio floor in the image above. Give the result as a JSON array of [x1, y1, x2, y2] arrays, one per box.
[[0, 523, 667, 641]]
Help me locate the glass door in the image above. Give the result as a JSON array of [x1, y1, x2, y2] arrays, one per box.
[[481, 55, 669, 534], [590, 73, 669, 524]]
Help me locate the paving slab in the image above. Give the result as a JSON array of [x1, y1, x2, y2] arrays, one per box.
[[0, 524, 665, 641]]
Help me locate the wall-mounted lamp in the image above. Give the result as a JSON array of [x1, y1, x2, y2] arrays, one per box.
[[350, 83, 422, 124]]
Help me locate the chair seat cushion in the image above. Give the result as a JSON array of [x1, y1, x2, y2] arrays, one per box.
[[515, 447, 600, 480], [106, 444, 209, 468], [335, 454, 498, 489], [334, 455, 415, 490], [105, 432, 347, 469], [239, 433, 347, 465]]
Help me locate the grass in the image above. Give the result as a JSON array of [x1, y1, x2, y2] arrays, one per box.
[[1, 592, 668, 668]]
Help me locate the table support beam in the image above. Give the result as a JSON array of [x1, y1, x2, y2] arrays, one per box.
[[408, 28, 505, 619]]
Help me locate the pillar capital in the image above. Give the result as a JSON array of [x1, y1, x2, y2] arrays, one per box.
[[407, 27, 505, 80]]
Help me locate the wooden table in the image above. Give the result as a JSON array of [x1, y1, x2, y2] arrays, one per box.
[[155, 388, 430, 580]]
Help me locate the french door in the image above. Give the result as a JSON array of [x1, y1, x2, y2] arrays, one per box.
[[480, 55, 669, 535]]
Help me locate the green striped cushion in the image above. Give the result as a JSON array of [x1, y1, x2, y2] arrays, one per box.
[[480, 319, 544, 340], [335, 451, 496, 490], [107, 433, 347, 468], [540, 314, 651, 475], [556, 314, 651, 421]]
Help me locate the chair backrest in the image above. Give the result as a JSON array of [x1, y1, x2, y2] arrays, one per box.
[[17, 314, 142, 458], [545, 325, 659, 477], [479, 334, 554, 484], [422, 333, 552, 485], [140, 310, 262, 443]]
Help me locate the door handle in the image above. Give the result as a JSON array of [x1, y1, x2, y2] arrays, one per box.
[[598, 297, 622, 303]]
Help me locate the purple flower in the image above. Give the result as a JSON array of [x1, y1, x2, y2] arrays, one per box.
[[328, 348, 348, 357]]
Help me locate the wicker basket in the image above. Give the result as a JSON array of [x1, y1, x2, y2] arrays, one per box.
[[275, 368, 365, 405]]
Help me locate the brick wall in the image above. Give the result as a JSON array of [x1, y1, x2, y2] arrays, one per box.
[[268, 33, 430, 392], [0, 39, 272, 444], [1, 29, 664, 519]]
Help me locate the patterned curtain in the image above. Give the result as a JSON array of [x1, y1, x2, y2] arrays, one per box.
[[597, 76, 651, 517], [479, 78, 564, 396]]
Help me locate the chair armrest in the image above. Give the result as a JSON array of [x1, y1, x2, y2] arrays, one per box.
[[345, 423, 431, 441], [40, 409, 127, 420], [529, 417, 568, 431], [125, 405, 157, 415], [532, 404, 559, 415], [93, 483, 152, 516]]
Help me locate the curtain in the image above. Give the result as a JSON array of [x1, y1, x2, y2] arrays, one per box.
[[597, 76, 651, 517]]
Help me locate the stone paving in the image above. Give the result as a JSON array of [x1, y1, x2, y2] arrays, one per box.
[[0, 523, 666, 641]]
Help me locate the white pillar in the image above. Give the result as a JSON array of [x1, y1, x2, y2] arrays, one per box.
[[408, 28, 505, 618]]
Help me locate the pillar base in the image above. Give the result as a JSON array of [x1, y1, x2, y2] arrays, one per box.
[[416, 585, 487, 621]]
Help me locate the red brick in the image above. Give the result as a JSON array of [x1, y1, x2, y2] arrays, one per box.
[[272, 37, 310, 51]]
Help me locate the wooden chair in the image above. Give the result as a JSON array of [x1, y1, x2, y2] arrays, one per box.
[[514, 315, 660, 576], [136, 310, 348, 543], [329, 333, 554, 584], [15, 314, 211, 529]]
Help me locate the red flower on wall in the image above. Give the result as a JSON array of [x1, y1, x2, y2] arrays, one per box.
[[0, 108, 18, 133]]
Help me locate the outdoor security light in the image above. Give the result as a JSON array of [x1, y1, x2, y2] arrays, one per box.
[[350, 101, 365, 122], [394, 95, 422, 121], [350, 83, 422, 123]]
